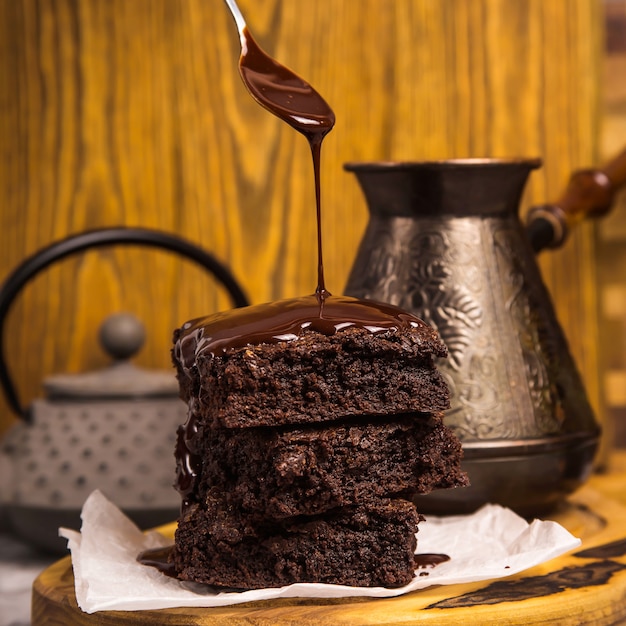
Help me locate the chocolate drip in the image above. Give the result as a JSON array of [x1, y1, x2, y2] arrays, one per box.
[[137, 546, 177, 578], [415, 553, 451, 569], [237, 26, 334, 293], [174, 420, 200, 508]]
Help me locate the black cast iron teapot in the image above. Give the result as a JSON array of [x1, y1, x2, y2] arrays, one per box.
[[0, 227, 248, 552]]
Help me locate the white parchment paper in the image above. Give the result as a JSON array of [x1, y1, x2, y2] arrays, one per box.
[[60, 490, 581, 613]]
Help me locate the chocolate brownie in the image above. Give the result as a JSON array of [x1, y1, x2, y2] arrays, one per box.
[[174, 306, 450, 429], [188, 412, 468, 518], [170, 294, 467, 589], [173, 497, 422, 589]]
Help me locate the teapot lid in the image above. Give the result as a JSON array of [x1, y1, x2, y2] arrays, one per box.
[[42, 313, 179, 399]]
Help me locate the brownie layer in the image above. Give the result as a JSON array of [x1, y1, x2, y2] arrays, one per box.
[[190, 413, 468, 518], [172, 497, 421, 589], [174, 326, 450, 429]]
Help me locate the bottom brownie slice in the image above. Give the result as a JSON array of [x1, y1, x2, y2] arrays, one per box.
[[172, 497, 422, 589]]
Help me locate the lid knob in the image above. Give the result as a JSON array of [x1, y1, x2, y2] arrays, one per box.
[[43, 311, 179, 399], [99, 313, 145, 361]]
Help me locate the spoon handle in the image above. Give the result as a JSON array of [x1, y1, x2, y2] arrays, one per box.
[[223, 0, 247, 39]]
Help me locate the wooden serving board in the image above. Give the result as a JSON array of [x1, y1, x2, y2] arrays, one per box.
[[32, 459, 626, 625]]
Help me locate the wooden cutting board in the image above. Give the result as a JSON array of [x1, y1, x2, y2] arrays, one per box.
[[31, 459, 626, 625]]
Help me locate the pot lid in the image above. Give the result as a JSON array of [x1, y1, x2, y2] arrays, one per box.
[[42, 313, 179, 399]]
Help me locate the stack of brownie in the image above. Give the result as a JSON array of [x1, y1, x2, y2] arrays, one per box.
[[170, 295, 468, 589]]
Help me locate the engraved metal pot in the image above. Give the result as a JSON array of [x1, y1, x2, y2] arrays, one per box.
[[344, 159, 601, 516]]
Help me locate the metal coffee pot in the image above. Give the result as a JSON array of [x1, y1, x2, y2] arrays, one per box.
[[0, 227, 248, 552], [344, 154, 626, 516]]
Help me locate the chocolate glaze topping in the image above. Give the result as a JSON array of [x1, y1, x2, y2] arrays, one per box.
[[174, 293, 429, 373]]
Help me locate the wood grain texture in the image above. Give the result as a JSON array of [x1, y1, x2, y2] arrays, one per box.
[[0, 0, 603, 436], [30, 455, 626, 625]]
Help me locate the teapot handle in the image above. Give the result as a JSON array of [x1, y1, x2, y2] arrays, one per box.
[[0, 227, 250, 421]]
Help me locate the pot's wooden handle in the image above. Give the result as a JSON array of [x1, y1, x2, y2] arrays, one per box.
[[527, 146, 626, 252]]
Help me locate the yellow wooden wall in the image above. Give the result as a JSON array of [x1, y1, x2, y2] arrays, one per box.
[[597, 0, 626, 447], [0, 0, 602, 436]]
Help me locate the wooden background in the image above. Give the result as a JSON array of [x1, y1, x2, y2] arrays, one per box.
[[0, 0, 603, 438], [597, 0, 626, 447]]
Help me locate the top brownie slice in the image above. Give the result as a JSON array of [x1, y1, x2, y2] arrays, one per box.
[[173, 295, 450, 429]]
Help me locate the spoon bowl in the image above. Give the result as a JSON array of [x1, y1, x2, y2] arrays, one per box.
[[223, 0, 335, 136]]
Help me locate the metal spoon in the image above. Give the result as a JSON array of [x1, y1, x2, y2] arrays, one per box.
[[223, 0, 335, 137]]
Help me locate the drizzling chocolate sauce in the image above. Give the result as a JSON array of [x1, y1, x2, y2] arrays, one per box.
[[238, 26, 335, 294], [173, 22, 431, 367]]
